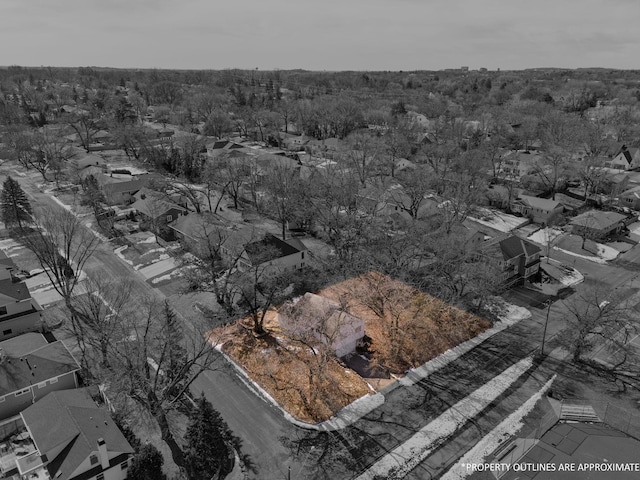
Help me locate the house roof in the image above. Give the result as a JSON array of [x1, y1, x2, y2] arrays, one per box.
[[130, 192, 186, 219], [71, 154, 105, 169], [499, 235, 541, 260], [278, 292, 363, 341], [0, 250, 16, 269], [0, 278, 32, 301], [514, 195, 562, 212], [169, 212, 228, 240], [102, 178, 144, 195], [620, 185, 640, 199], [77, 166, 105, 181], [0, 335, 79, 396], [21, 388, 134, 480], [244, 233, 306, 264], [482, 234, 541, 261], [570, 210, 627, 230]]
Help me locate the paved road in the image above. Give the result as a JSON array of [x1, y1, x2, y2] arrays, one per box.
[[10, 167, 640, 479], [6, 168, 311, 479]]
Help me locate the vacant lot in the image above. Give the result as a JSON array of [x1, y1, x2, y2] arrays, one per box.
[[219, 310, 371, 423], [217, 272, 491, 423]]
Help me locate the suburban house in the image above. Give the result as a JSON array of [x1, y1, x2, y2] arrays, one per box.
[[277, 292, 365, 358], [169, 213, 229, 258], [68, 153, 107, 172], [0, 333, 80, 420], [482, 235, 541, 285], [0, 276, 44, 341], [605, 145, 640, 170], [500, 151, 543, 180], [130, 189, 188, 228], [206, 139, 247, 159], [570, 210, 627, 240], [96, 172, 166, 205], [101, 178, 145, 205], [220, 227, 307, 274], [617, 185, 640, 210], [510, 195, 564, 224], [18, 388, 134, 480]]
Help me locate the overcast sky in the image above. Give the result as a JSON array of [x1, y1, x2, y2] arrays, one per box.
[[2, 0, 639, 71]]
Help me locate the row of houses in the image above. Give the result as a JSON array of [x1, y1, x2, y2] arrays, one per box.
[[0, 253, 134, 480], [170, 213, 308, 275]]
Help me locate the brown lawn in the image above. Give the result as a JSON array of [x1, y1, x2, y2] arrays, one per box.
[[215, 272, 491, 423], [217, 310, 371, 423], [318, 272, 491, 373]]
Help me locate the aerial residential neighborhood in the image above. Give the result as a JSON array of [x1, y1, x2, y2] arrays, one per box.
[[1, 36, 640, 480]]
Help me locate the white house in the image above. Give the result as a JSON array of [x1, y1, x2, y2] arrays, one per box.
[[277, 293, 365, 358]]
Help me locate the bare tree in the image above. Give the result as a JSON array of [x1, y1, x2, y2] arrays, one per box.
[[31, 127, 75, 182], [18, 206, 100, 363], [262, 161, 301, 240], [558, 284, 638, 365], [392, 166, 434, 220], [68, 276, 133, 368], [64, 110, 100, 151], [105, 298, 220, 475], [343, 132, 383, 187]]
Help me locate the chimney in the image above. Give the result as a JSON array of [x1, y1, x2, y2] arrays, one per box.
[[97, 438, 109, 469]]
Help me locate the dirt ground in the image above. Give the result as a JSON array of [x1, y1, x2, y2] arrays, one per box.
[[215, 272, 492, 424], [219, 311, 371, 423]]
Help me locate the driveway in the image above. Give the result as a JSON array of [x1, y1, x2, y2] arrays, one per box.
[[138, 257, 178, 279]]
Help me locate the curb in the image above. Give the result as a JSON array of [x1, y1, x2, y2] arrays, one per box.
[[214, 300, 531, 432]]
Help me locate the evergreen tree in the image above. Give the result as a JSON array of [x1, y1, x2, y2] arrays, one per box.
[[1, 176, 32, 229], [80, 174, 106, 216], [128, 443, 167, 480], [163, 300, 187, 384], [184, 394, 233, 480]]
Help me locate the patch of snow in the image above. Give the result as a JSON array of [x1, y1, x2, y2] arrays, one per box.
[[357, 356, 535, 480], [596, 243, 619, 261], [542, 259, 584, 286], [553, 247, 607, 264], [527, 227, 563, 246], [138, 257, 177, 279], [113, 246, 133, 266], [85, 222, 109, 242], [486, 297, 532, 324], [141, 248, 165, 256], [468, 209, 528, 233], [49, 195, 74, 213], [150, 268, 183, 284], [441, 375, 556, 480], [138, 236, 157, 244]]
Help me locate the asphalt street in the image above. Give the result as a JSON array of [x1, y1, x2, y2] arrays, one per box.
[[9, 167, 640, 479]]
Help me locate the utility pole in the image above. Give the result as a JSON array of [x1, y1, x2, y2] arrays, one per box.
[[541, 299, 552, 355]]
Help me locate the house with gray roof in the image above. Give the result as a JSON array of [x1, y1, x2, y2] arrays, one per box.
[[570, 210, 627, 240], [19, 388, 134, 480], [511, 194, 564, 224], [482, 234, 541, 286], [0, 333, 80, 420], [0, 276, 44, 342]]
